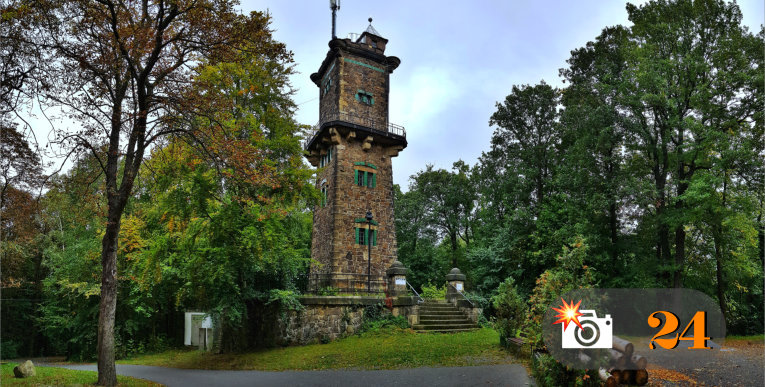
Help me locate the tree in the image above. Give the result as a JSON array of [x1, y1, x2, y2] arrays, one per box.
[[617, 0, 763, 287], [394, 184, 445, 289], [473, 82, 563, 292], [409, 162, 476, 268], [0, 0, 36, 116], [129, 42, 314, 351], [23, 1, 291, 383], [559, 26, 632, 267], [0, 124, 42, 216]]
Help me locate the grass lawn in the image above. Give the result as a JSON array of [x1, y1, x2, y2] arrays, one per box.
[[122, 327, 516, 371], [1, 363, 160, 386], [726, 334, 764, 342]]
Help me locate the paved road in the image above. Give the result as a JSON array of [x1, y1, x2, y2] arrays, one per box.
[[53, 364, 533, 387]]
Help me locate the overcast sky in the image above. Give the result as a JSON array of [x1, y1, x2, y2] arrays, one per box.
[[242, 0, 764, 189]]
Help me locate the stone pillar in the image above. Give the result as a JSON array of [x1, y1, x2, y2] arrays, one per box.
[[445, 267, 466, 302], [386, 260, 408, 296]]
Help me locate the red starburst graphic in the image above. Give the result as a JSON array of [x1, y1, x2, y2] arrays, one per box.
[[552, 298, 583, 330]]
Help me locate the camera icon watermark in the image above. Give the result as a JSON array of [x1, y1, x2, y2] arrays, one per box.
[[551, 299, 613, 349], [561, 309, 612, 348]]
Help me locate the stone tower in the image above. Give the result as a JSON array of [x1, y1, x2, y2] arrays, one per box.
[[305, 22, 406, 293]]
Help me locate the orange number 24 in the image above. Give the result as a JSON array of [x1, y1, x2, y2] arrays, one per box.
[[647, 311, 710, 350]]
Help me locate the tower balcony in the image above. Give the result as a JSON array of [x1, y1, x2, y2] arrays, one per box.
[[304, 108, 406, 151]]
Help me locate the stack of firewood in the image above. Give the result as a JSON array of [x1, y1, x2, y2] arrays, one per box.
[[598, 336, 649, 386]]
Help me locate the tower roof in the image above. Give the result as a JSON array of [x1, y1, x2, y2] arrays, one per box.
[[363, 19, 381, 38]]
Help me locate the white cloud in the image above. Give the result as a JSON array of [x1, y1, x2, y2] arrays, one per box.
[[390, 66, 461, 141]]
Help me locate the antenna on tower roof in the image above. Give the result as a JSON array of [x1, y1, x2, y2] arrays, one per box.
[[330, 0, 340, 39]]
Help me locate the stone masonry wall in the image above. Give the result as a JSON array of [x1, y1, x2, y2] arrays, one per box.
[[337, 51, 389, 124], [277, 296, 416, 345], [309, 133, 399, 291]]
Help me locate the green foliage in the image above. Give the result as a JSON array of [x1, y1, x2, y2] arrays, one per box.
[[523, 238, 595, 347], [532, 353, 567, 387], [420, 282, 447, 299], [1, 340, 20, 359], [531, 353, 598, 387], [491, 278, 527, 345], [357, 303, 409, 335], [266, 289, 304, 312]]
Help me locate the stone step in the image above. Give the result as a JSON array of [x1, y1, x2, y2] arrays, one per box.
[[414, 328, 478, 333], [412, 323, 478, 330], [420, 304, 460, 309], [417, 310, 465, 316], [415, 321, 476, 327], [419, 306, 459, 311], [418, 319, 474, 325], [419, 315, 469, 321]]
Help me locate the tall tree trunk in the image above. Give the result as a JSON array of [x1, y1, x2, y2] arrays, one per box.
[[450, 232, 458, 268], [673, 154, 688, 288], [97, 208, 121, 386], [758, 208, 764, 266], [673, 224, 685, 288], [609, 201, 618, 260], [655, 170, 671, 285], [713, 173, 729, 324], [97, 89, 127, 386], [712, 227, 727, 324]]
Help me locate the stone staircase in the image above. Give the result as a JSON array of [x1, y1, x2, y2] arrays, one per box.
[[412, 300, 478, 333]]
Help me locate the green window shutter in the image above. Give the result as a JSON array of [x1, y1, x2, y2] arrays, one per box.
[[371, 173, 376, 188], [362, 171, 368, 187], [355, 228, 360, 244], [354, 169, 359, 185], [373, 229, 377, 246]]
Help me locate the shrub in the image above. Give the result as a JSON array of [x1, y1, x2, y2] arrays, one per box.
[[358, 303, 409, 334], [421, 282, 446, 299], [491, 278, 527, 345], [532, 353, 598, 387], [0, 340, 20, 359], [524, 237, 594, 348]]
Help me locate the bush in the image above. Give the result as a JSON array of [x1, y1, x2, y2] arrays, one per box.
[[357, 303, 409, 334], [491, 278, 527, 345], [421, 282, 446, 299], [524, 237, 594, 347], [0, 340, 20, 359], [532, 353, 598, 387]]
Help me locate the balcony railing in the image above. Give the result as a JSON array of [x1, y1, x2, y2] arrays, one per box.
[[304, 109, 406, 149]]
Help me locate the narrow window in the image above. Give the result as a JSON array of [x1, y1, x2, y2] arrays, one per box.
[[354, 169, 376, 188], [355, 90, 374, 105], [356, 227, 367, 245], [323, 77, 333, 97], [320, 147, 333, 167], [354, 227, 377, 246]]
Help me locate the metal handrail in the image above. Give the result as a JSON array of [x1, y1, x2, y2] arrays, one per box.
[[407, 281, 424, 304], [448, 284, 475, 307]]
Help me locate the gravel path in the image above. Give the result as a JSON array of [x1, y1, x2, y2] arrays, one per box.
[[51, 363, 533, 387], [644, 339, 764, 386], [688, 340, 764, 386]]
